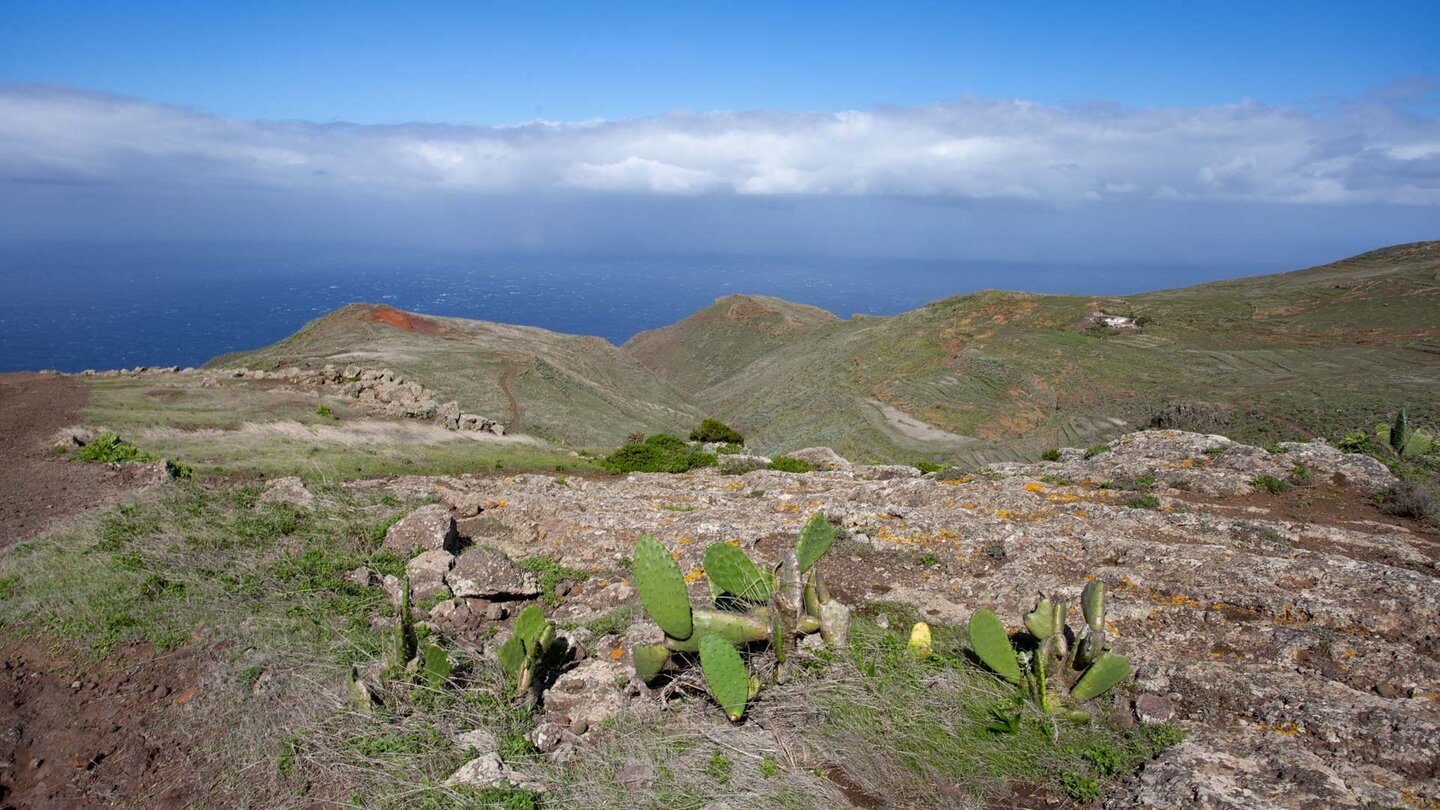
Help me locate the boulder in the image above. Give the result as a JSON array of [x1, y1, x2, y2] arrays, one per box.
[[382, 504, 461, 555], [785, 446, 852, 472], [854, 464, 921, 480], [438, 401, 462, 430], [406, 550, 455, 603], [444, 752, 544, 792], [541, 659, 628, 732], [257, 476, 315, 510], [716, 454, 770, 473], [447, 548, 540, 599]]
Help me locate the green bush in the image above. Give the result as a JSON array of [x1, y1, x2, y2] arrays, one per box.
[[1251, 475, 1290, 494], [603, 434, 716, 474], [72, 432, 157, 464], [914, 461, 945, 474], [1040, 448, 1061, 462], [766, 456, 814, 473], [690, 418, 744, 445], [1083, 444, 1109, 460]]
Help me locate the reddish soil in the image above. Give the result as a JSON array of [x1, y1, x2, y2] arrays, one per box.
[[0, 374, 201, 808], [0, 373, 140, 548], [363, 304, 446, 336], [0, 642, 198, 809]]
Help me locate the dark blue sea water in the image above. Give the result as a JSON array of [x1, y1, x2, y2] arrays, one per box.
[[0, 243, 1267, 372]]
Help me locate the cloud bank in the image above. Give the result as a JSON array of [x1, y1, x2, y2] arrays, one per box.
[[3, 83, 1438, 206]]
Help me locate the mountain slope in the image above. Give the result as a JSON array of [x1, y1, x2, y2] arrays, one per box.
[[208, 243, 1440, 460], [659, 242, 1440, 462], [209, 303, 700, 447], [623, 294, 840, 392]]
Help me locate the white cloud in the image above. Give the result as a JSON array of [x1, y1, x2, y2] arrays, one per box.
[[1, 84, 1438, 205]]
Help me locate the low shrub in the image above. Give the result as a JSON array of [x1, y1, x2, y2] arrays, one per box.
[[72, 432, 157, 464], [690, 418, 744, 445], [1083, 444, 1109, 460], [914, 461, 945, 474], [1125, 494, 1161, 509], [1251, 475, 1291, 495], [1040, 448, 1061, 462], [766, 456, 814, 473], [1376, 481, 1437, 522], [603, 434, 716, 474]]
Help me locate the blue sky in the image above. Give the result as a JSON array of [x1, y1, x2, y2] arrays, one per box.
[[4, 1, 1437, 124], [0, 1, 1436, 264]]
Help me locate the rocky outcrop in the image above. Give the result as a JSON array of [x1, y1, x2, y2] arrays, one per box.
[[95, 363, 506, 436], [446, 547, 540, 599], [382, 504, 461, 555], [353, 430, 1436, 809]]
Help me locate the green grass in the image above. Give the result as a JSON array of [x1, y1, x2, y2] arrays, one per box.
[[71, 431, 159, 463], [515, 556, 590, 607], [1251, 475, 1291, 495]]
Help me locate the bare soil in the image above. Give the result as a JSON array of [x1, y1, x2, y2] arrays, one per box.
[[0, 373, 139, 548], [0, 642, 198, 810]]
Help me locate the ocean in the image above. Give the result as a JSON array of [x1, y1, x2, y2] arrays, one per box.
[[0, 242, 1266, 372]]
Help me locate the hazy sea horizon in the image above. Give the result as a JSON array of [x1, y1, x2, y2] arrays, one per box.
[[0, 242, 1275, 373]]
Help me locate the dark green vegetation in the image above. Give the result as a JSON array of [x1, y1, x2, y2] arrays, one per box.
[[602, 433, 717, 474], [209, 243, 1440, 466], [71, 431, 158, 464], [689, 418, 744, 445], [766, 456, 815, 473]]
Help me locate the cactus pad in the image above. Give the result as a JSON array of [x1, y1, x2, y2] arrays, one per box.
[[421, 643, 453, 689], [633, 534, 693, 640], [1071, 653, 1132, 701], [1081, 581, 1105, 630], [968, 609, 1021, 683], [699, 633, 750, 721], [662, 608, 770, 652], [1023, 597, 1059, 639], [703, 543, 772, 601], [794, 512, 836, 573], [632, 644, 670, 683], [512, 604, 546, 644]]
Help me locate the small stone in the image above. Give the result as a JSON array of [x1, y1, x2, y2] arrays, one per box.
[[484, 602, 507, 621], [448, 548, 540, 599], [614, 762, 657, 788], [1135, 693, 1175, 724], [382, 504, 461, 555], [875, 614, 890, 630]]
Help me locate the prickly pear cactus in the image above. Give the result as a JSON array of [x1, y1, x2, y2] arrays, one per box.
[[699, 633, 750, 721], [1071, 652, 1132, 701], [632, 644, 671, 684], [498, 604, 555, 693], [703, 542, 772, 602], [420, 643, 453, 689], [794, 512, 836, 573], [634, 534, 693, 640], [392, 577, 416, 670], [967, 609, 1020, 683]]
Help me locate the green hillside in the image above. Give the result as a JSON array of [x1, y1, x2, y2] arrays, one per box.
[[624, 293, 840, 391], [209, 243, 1440, 462], [209, 303, 700, 447]]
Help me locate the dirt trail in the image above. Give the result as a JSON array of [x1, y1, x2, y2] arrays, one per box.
[[499, 361, 522, 432], [0, 373, 137, 547]]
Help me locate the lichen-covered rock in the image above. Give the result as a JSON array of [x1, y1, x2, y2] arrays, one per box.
[[406, 549, 455, 603], [784, 446, 852, 472], [382, 504, 460, 555], [257, 476, 315, 509], [541, 658, 628, 731], [446, 547, 539, 599]]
